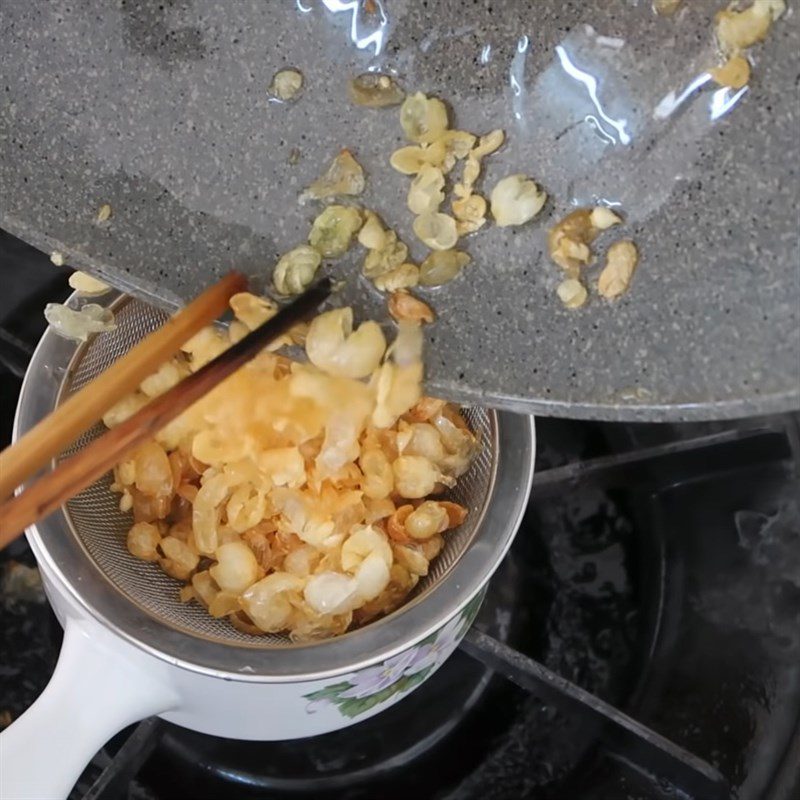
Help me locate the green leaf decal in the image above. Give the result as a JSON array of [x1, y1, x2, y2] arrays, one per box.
[[303, 587, 487, 720], [304, 681, 353, 702]]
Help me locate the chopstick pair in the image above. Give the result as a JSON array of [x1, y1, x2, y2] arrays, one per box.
[[0, 274, 332, 546]]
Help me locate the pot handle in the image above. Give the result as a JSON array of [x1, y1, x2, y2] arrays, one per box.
[[0, 617, 177, 800]]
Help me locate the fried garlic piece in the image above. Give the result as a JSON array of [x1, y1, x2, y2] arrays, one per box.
[[300, 149, 365, 202], [158, 536, 199, 581], [419, 249, 471, 286], [472, 129, 505, 159], [387, 291, 435, 324], [589, 206, 623, 231], [241, 572, 305, 632], [357, 211, 388, 250], [549, 209, 594, 263], [373, 263, 420, 292], [308, 205, 363, 257], [210, 542, 260, 594], [439, 500, 468, 528], [363, 230, 409, 279], [438, 130, 477, 160], [96, 203, 113, 222], [709, 54, 751, 88], [68, 271, 111, 296], [407, 164, 445, 215], [413, 212, 458, 250], [305, 307, 387, 378], [371, 327, 424, 428], [304, 572, 359, 615], [181, 327, 228, 370], [353, 563, 420, 623], [359, 448, 394, 500], [392, 455, 442, 498], [431, 406, 481, 479], [548, 206, 623, 274], [390, 142, 446, 175], [272, 245, 323, 295], [230, 292, 279, 329], [715, 1, 785, 54], [269, 68, 303, 101], [490, 175, 547, 227], [400, 91, 449, 143], [387, 505, 414, 543], [349, 73, 405, 107], [451, 128, 503, 200], [127, 522, 162, 562], [44, 303, 116, 342], [598, 240, 639, 299], [653, 0, 682, 15], [405, 397, 446, 423], [453, 155, 481, 200], [104, 393, 149, 428], [405, 501, 449, 540], [556, 278, 589, 309], [140, 360, 189, 398], [341, 525, 393, 601], [452, 194, 487, 235]]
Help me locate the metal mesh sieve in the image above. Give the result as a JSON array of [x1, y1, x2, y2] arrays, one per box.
[[58, 298, 497, 648]]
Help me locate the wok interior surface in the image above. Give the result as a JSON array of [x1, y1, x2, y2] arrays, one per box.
[[0, 0, 797, 421]]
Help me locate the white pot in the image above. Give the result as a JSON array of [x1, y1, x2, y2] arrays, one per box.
[[0, 298, 535, 800], [0, 557, 486, 800]]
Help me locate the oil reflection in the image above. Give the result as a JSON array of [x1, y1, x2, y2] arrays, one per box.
[[584, 115, 616, 145], [710, 85, 748, 120], [653, 73, 712, 119], [509, 35, 529, 122], [555, 45, 631, 145], [653, 73, 748, 122], [320, 0, 389, 55]]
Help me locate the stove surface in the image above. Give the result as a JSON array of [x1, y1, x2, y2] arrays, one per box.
[[1, 230, 798, 800]]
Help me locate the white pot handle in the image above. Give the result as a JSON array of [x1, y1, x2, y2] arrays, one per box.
[[0, 618, 177, 800]]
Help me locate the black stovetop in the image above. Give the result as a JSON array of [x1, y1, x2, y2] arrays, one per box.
[[1, 229, 799, 800]]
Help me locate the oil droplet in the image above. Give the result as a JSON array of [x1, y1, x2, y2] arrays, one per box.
[[320, 0, 389, 55], [509, 35, 530, 124], [555, 44, 631, 145]]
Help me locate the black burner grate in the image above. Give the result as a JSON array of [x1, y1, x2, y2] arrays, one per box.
[[1, 229, 798, 800]]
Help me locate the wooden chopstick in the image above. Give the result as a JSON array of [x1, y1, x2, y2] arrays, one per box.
[[0, 271, 247, 502], [0, 277, 332, 546]]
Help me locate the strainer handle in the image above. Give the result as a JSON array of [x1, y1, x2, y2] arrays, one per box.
[[0, 618, 176, 800]]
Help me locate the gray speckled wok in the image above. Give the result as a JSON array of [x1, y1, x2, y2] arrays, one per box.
[[1, 0, 798, 420]]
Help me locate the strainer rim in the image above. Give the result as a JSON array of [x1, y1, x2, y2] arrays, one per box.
[[15, 294, 535, 682]]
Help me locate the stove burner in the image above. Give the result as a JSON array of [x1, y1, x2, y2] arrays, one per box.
[[138, 420, 658, 799], [149, 654, 514, 799], [142, 554, 543, 798], [1, 230, 798, 800]]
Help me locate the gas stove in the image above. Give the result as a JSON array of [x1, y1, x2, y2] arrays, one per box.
[[1, 229, 798, 800]]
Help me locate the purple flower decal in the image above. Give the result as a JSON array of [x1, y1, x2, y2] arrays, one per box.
[[403, 615, 463, 676], [302, 596, 482, 720], [337, 648, 419, 699]]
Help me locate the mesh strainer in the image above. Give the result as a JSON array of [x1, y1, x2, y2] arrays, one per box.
[[16, 292, 536, 680]]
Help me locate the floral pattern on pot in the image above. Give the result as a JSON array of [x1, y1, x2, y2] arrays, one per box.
[[304, 591, 484, 719]]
